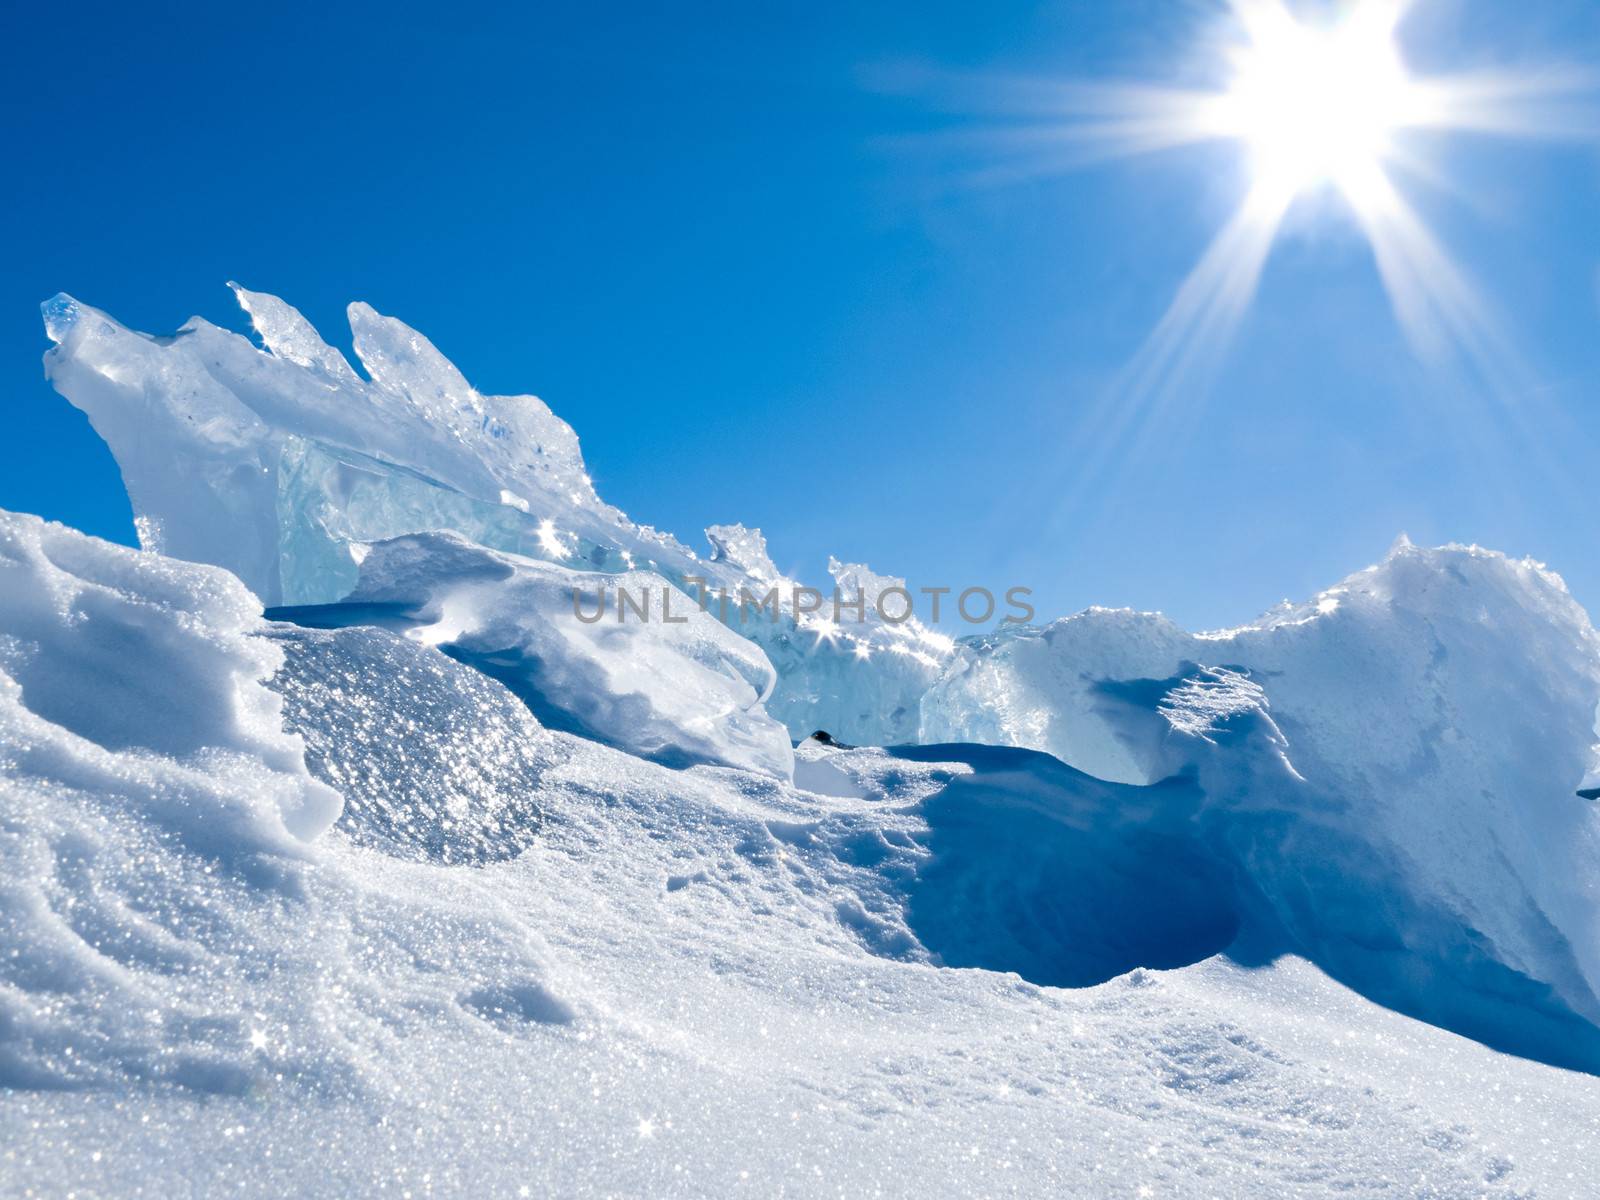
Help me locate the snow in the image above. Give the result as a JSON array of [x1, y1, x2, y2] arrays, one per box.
[[923, 539, 1600, 1072], [17, 286, 1600, 1195], [6, 508, 1600, 1195], [4, 547, 1600, 1192], [0, 509, 340, 851]]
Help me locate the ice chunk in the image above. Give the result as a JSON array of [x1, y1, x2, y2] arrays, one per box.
[[42, 288, 631, 607], [705, 523, 788, 585], [727, 552, 949, 747], [264, 622, 551, 863], [271, 532, 795, 780], [752, 621, 941, 748], [43, 288, 951, 745], [921, 605, 1195, 783], [228, 281, 361, 384]]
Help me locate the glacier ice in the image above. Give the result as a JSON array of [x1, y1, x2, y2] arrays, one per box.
[[269, 531, 795, 780], [43, 288, 946, 745], [36, 285, 1600, 1061]]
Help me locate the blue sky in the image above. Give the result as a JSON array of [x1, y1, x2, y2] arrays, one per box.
[[2, 0, 1598, 630]]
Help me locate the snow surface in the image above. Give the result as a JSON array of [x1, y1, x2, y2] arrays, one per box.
[[6, 509, 1600, 1198], [16, 286, 1600, 1195]]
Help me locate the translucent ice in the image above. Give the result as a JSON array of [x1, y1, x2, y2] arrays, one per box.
[[44, 285, 639, 607], [271, 532, 796, 780], [43, 289, 950, 744]]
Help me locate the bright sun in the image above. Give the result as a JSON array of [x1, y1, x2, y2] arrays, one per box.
[[946, 0, 1589, 400], [1209, 4, 1429, 209]]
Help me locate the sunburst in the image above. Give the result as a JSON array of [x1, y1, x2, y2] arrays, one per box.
[[929, 0, 1592, 396]]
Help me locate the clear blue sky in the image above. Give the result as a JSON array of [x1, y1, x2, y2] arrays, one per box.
[[3, 1, 1598, 630]]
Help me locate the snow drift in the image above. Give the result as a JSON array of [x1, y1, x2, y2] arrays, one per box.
[[37, 286, 1600, 1072], [921, 538, 1600, 1069], [0, 509, 572, 1093]]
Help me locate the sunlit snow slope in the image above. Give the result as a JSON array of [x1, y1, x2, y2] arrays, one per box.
[[5, 509, 1600, 1198], [11, 285, 1600, 1196]]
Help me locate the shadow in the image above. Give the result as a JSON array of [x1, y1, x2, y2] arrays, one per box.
[[887, 741, 1600, 1076], [894, 745, 1241, 987]]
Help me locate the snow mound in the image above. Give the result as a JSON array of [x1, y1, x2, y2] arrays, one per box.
[[270, 531, 795, 780], [922, 541, 1600, 1070], [264, 623, 551, 863], [0, 508, 339, 851], [0, 512, 570, 1093]]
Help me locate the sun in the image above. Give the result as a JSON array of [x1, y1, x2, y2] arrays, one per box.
[[1207, 3, 1430, 210], [932, 0, 1590, 399]]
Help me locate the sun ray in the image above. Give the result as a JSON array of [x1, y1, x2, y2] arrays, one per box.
[[1042, 175, 1293, 522], [897, 0, 1594, 402], [1122, 177, 1294, 405], [1343, 160, 1502, 367]]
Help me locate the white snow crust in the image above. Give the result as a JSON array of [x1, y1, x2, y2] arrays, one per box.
[[15, 287, 1600, 1197], [6, 509, 1600, 1198]]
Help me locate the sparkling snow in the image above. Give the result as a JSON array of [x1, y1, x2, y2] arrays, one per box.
[[11, 287, 1600, 1197]]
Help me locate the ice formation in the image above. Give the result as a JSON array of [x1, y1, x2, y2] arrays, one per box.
[[17, 286, 1600, 1194], [41, 286, 615, 608], [271, 531, 795, 780], [42, 289, 944, 745]]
